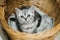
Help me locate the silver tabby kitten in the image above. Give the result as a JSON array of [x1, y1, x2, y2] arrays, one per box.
[[15, 6, 39, 33], [8, 6, 54, 34]]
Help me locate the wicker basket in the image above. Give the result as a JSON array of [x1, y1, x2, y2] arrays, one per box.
[[0, 0, 60, 40]]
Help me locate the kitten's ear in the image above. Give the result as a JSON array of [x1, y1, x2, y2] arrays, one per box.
[[15, 8, 20, 11], [29, 6, 34, 12], [15, 8, 22, 14]]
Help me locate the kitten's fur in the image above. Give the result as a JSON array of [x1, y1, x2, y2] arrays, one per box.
[[15, 6, 40, 33], [8, 6, 54, 34]]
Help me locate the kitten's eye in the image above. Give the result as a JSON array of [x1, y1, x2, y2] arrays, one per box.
[[21, 16, 24, 18], [28, 15, 30, 17]]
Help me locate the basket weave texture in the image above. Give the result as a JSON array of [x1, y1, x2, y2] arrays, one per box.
[[0, 0, 60, 40]]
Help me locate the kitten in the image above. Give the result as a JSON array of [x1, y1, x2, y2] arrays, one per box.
[[15, 6, 40, 33]]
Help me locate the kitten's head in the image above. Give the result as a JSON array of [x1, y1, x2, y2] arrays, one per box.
[[15, 6, 35, 24]]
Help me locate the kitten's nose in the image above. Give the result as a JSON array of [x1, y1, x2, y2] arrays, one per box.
[[25, 18, 27, 20]]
